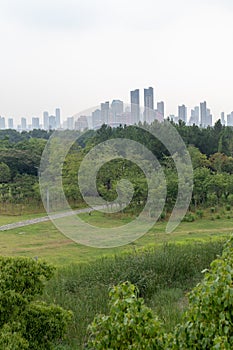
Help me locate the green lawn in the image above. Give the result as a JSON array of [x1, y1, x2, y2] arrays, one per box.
[[0, 210, 232, 266]]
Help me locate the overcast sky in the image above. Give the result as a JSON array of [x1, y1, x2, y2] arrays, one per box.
[[0, 0, 233, 123]]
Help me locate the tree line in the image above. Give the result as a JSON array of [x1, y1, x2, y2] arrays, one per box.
[[0, 120, 233, 214]]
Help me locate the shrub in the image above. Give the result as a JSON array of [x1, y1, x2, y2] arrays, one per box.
[[182, 213, 195, 222], [0, 257, 72, 350], [226, 204, 231, 211], [196, 209, 203, 219], [86, 237, 233, 350], [210, 206, 216, 213], [167, 236, 233, 349], [86, 281, 164, 350]]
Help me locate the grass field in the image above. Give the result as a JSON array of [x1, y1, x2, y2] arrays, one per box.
[[0, 209, 231, 349], [0, 210, 232, 265]]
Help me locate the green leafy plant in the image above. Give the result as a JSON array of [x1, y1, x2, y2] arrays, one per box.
[[87, 281, 164, 349], [0, 257, 72, 350], [167, 236, 233, 349]]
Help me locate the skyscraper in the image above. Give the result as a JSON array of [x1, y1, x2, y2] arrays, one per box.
[[21, 117, 27, 130], [8, 118, 14, 129], [101, 102, 110, 124], [227, 112, 233, 126], [200, 101, 207, 127], [92, 109, 101, 129], [32, 117, 40, 129], [111, 100, 123, 124], [189, 106, 199, 125], [43, 111, 49, 130], [130, 89, 140, 124], [0, 117, 5, 129], [49, 115, 56, 129], [157, 101, 164, 121], [55, 108, 61, 128], [221, 112, 226, 125], [178, 104, 187, 123], [67, 116, 74, 130], [144, 87, 154, 123]]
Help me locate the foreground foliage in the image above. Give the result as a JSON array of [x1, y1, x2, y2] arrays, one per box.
[[0, 257, 72, 350], [87, 236, 233, 349], [87, 282, 164, 349]]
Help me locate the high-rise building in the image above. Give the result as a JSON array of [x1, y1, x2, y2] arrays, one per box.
[[200, 101, 207, 127], [92, 109, 101, 129], [75, 115, 88, 131], [43, 111, 49, 130], [21, 117, 27, 130], [144, 87, 154, 123], [157, 101, 164, 119], [32, 117, 40, 129], [130, 89, 140, 124], [178, 104, 187, 123], [49, 115, 56, 129], [8, 118, 14, 129], [0, 117, 5, 129], [67, 116, 74, 130], [101, 102, 110, 124], [206, 108, 212, 127], [189, 106, 199, 125], [55, 108, 61, 128], [221, 112, 226, 125], [111, 100, 124, 124], [227, 112, 233, 126]]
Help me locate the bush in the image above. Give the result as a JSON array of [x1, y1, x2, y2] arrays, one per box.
[[86, 237, 233, 349], [196, 209, 203, 219], [210, 206, 216, 213], [0, 257, 72, 350], [167, 236, 233, 349], [182, 213, 195, 222], [86, 281, 164, 350]]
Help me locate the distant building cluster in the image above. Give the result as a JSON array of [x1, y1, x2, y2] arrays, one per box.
[[1, 87, 233, 131]]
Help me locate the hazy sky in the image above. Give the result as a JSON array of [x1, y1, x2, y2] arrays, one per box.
[[0, 0, 233, 123]]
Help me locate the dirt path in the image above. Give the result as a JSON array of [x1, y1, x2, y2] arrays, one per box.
[[0, 207, 95, 232]]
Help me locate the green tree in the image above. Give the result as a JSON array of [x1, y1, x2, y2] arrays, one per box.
[[0, 257, 72, 350], [87, 281, 164, 350], [0, 162, 11, 183]]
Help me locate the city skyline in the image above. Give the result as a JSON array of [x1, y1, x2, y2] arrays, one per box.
[[0, 1, 232, 121], [1, 85, 233, 131]]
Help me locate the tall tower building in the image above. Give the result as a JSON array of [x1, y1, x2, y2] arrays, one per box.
[[157, 101, 164, 119], [100, 102, 110, 124], [111, 100, 123, 124], [43, 111, 49, 130], [200, 101, 207, 127], [92, 109, 101, 129], [67, 116, 74, 130], [32, 117, 40, 129], [0, 117, 5, 130], [21, 117, 27, 130], [189, 106, 199, 125], [178, 104, 187, 123], [55, 108, 61, 128], [144, 87, 154, 123], [49, 115, 56, 130], [207, 108, 212, 127], [8, 118, 14, 129], [130, 89, 140, 124], [221, 112, 226, 125]]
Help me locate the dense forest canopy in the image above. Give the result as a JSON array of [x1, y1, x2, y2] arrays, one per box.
[[0, 120, 233, 214]]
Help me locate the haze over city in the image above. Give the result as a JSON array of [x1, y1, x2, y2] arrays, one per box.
[[0, 0, 233, 122]]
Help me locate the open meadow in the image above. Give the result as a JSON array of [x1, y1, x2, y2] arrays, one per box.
[[0, 209, 233, 349], [0, 209, 232, 265]]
